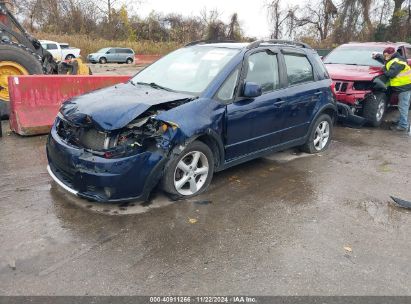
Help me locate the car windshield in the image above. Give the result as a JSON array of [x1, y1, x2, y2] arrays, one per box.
[[97, 48, 111, 53], [131, 46, 240, 94], [324, 46, 386, 66]]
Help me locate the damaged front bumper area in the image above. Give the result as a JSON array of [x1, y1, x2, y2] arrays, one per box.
[[46, 116, 171, 202], [336, 102, 366, 126]]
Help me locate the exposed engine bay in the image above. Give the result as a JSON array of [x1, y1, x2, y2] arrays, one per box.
[[56, 100, 188, 157]]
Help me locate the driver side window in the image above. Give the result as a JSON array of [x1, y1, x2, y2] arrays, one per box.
[[245, 51, 279, 94]]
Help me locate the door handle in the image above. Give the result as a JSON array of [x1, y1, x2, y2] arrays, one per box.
[[314, 91, 323, 95], [274, 100, 286, 108]]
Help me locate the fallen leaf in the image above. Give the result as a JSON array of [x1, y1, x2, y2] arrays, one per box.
[[379, 165, 391, 172], [8, 259, 16, 270], [188, 218, 198, 224], [344, 246, 352, 252]]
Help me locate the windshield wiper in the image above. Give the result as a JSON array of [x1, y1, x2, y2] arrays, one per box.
[[134, 81, 174, 92]]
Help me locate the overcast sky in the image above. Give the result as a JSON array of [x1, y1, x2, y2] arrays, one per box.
[[137, 0, 274, 38]]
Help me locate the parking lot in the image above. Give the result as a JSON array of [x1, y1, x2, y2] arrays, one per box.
[[1, 106, 411, 295], [89, 63, 143, 76]]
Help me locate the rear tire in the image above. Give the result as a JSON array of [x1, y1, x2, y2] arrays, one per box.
[[0, 43, 44, 117], [65, 54, 75, 60], [363, 92, 387, 127], [162, 141, 214, 199], [301, 114, 333, 154]]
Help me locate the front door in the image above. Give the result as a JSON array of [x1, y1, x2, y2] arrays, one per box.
[[225, 50, 288, 160]]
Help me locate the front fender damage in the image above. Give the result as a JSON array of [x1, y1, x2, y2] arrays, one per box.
[[154, 98, 226, 159]]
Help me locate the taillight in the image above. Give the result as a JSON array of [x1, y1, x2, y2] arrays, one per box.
[[330, 83, 337, 98]]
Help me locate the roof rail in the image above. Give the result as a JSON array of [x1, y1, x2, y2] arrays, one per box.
[[184, 40, 238, 47], [247, 39, 312, 49]]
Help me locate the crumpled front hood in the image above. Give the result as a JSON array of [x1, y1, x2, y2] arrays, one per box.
[[326, 64, 383, 81], [60, 82, 193, 131]]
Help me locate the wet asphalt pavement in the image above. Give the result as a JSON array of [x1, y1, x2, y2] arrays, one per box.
[[1, 116, 411, 296]]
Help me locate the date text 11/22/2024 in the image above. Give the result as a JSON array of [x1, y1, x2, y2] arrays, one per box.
[[149, 296, 257, 303]]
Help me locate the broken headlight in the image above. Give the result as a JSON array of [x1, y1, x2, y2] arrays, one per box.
[[100, 119, 174, 159]]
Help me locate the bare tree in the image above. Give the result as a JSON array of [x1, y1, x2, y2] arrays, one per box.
[[227, 13, 242, 40], [294, 0, 337, 41]]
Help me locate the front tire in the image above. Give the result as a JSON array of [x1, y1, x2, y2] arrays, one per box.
[[162, 141, 214, 199], [99, 57, 107, 64], [363, 93, 387, 127], [301, 114, 333, 153], [65, 54, 75, 60]]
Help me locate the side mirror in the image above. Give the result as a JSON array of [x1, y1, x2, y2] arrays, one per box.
[[243, 82, 262, 98], [106, 51, 111, 54], [407, 59, 411, 66]]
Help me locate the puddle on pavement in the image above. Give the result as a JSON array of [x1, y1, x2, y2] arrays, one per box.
[[349, 199, 410, 228], [50, 184, 175, 215], [263, 148, 313, 163], [48, 148, 316, 216]]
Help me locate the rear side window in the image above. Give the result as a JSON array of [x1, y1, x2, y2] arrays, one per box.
[[245, 51, 280, 93], [47, 44, 58, 50], [125, 49, 134, 54], [284, 54, 314, 85], [311, 55, 330, 79]]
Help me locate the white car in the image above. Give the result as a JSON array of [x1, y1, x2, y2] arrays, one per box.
[[40, 40, 81, 61]]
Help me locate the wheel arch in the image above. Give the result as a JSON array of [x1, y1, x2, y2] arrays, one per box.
[[307, 104, 337, 139], [172, 129, 224, 171], [65, 54, 76, 60]]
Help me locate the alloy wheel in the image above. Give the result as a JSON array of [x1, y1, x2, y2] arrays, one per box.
[[313, 121, 330, 151], [173, 151, 209, 196], [376, 100, 385, 121]]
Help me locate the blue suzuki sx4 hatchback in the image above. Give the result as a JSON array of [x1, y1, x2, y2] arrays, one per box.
[[46, 40, 337, 202]]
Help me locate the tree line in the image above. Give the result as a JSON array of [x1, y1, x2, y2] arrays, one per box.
[[13, 0, 411, 48], [14, 0, 244, 43], [268, 0, 411, 47]]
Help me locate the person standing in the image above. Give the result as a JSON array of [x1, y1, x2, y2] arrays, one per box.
[[373, 47, 411, 131]]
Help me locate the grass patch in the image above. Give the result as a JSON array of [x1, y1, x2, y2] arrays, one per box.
[[36, 33, 182, 57]]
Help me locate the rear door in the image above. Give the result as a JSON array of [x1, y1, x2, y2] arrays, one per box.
[[117, 48, 129, 62], [280, 51, 324, 142], [225, 49, 289, 160]]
